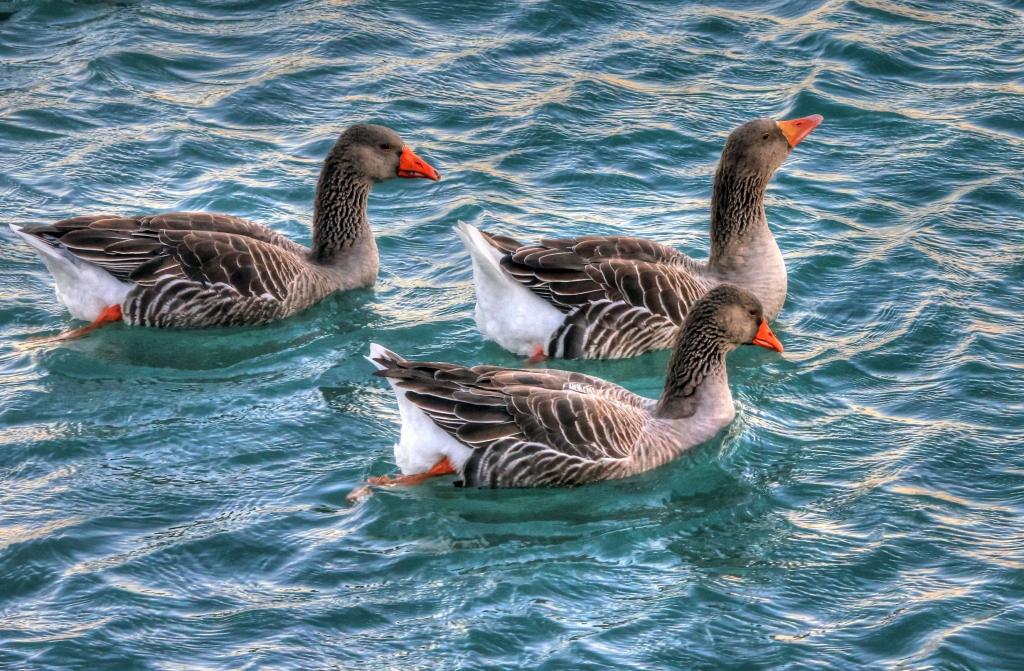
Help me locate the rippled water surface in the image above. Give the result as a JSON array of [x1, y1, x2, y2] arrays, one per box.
[[2, 0, 1023, 668]]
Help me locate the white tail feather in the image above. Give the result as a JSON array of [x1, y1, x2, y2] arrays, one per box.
[[367, 342, 471, 475], [453, 220, 506, 282], [453, 221, 564, 356], [11, 224, 131, 322], [366, 342, 400, 370]]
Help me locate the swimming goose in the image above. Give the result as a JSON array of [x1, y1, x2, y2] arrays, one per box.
[[455, 114, 821, 360], [362, 285, 782, 491], [11, 124, 439, 336]]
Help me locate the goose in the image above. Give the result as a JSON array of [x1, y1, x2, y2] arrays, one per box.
[[359, 284, 782, 492], [455, 114, 821, 360], [10, 124, 439, 338]]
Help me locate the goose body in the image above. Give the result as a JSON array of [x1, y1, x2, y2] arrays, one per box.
[[12, 124, 439, 329], [367, 285, 783, 489], [459, 115, 821, 359]]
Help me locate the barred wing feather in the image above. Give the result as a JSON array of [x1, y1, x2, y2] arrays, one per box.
[[373, 355, 651, 488], [483, 231, 711, 358], [24, 212, 306, 288]]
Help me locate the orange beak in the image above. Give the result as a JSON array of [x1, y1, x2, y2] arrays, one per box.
[[398, 146, 440, 181], [751, 319, 784, 353], [776, 114, 823, 148]]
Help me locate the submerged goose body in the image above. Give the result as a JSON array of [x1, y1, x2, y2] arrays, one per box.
[[12, 124, 439, 330], [458, 115, 821, 359], [366, 285, 783, 490]]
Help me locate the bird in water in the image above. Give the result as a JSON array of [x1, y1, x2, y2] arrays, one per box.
[[353, 284, 782, 498], [11, 124, 439, 341], [455, 114, 821, 361]]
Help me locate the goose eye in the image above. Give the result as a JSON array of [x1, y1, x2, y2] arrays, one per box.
[[761, 133, 770, 140], [379, 143, 391, 151], [749, 309, 757, 317]]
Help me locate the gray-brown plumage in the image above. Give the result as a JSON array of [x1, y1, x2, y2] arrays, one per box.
[[11, 124, 439, 328], [368, 285, 784, 489], [457, 115, 822, 360]]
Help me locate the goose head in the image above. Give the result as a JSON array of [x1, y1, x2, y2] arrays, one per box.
[[333, 124, 440, 183], [699, 285, 784, 353], [718, 115, 823, 179]]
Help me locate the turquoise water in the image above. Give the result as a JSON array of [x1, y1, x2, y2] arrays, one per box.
[[1, 0, 1023, 667]]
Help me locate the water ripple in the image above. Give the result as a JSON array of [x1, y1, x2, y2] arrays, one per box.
[[1, 0, 1023, 668]]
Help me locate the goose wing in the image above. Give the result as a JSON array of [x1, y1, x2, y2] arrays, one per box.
[[541, 259, 711, 358], [491, 233, 700, 311], [373, 350, 651, 488], [119, 229, 315, 327], [479, 231, 710, 358], [20, 212, 307, 287]]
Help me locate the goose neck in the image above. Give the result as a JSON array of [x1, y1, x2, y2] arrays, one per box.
[[654, 321, 729, 420], [708, 167, 771, 268], [312, 157, 372, 264]]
